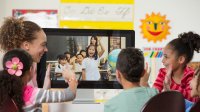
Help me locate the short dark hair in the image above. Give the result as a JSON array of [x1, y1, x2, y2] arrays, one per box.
[[116, 47, 144, 82], [64, 51, 71, 55], [80, 50, 86, 54], [57, 54, 66, 60], [76, 53, 83, 58]]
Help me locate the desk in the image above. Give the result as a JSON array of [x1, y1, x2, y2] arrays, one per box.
[[42, 88, 122, 112], [42, 89, 106, 112], [45, 103, 104, 112]]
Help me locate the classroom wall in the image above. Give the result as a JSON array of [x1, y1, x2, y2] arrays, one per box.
[[135, 0, 200, 62], [0, 0, 6, 26], [1, 0, 200, 61]]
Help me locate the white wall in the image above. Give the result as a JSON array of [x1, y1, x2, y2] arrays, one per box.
[[0, 0, 6, 25], [135, 0, 200, 62]]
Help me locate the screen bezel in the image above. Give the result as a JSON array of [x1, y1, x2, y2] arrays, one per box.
[[43, 28, 135, 89]]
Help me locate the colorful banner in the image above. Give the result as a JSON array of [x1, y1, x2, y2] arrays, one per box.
[[60, 0, 134, 30], [143, 47, 164, 87], [143, 47, 163, 58]]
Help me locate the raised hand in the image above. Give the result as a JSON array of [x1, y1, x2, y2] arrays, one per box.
[[62, 67, 76, 82], [140, 63, 151, 87], [43, 64, 51, 89], [62, 67, 78, 95], [67, 77, 78, 95], [46, 64, 51, 78], [163, 65, 173, 91]]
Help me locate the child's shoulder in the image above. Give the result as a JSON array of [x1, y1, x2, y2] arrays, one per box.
[[23, 85, 34, 102], [184, 66, 194, 74], [159, 68, 166, 72], [145, 87, 159, 95], [183, 66, 195, 80], [158, 68, 167, 76]]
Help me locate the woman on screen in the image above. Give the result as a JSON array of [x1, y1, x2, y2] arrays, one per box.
[[90, 36, 105, 58]]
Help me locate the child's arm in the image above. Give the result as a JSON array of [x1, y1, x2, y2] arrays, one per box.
[[140, 63, 151, 87], [43, 64, 51, 89], [153, 68, 165, 92], [81, 59, 86, 80], [34, 85, 77, 104], [82, 69, 86, 80], [71, 57, 76, 71], [98, 39, 105, 58], [163, 66, 172, 91]]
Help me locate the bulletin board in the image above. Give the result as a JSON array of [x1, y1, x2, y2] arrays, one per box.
[[59, 0, 134, 30]]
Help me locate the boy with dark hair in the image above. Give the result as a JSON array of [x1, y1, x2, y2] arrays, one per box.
[[55, 54, 67, 76], [104, 47, 158, 112]]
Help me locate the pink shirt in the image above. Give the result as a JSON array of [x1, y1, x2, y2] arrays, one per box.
[[27, 63, 38, 87]]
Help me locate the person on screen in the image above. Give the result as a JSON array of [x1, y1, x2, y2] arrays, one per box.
[[80, 50, 86, 58], [104, 47, 158, 112], [74, 54, 84, 72], [82, 45, 101, 80], [90, 36, 105, 58], [64, 51, 71, 63], [54, 54, 67, 76]]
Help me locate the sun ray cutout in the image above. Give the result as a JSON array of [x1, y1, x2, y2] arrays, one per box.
[[140, 12, 171, 43]]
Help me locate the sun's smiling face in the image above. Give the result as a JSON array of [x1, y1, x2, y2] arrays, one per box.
[[140, 13, 170, 43]]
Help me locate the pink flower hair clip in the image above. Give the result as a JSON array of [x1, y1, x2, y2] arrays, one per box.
[[5, 57, 24, 76]]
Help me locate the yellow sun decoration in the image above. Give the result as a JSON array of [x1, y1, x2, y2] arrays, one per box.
[[140, 12, 171, 43]]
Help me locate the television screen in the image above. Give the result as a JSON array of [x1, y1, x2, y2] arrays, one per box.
[[43, 28, 134, 88]]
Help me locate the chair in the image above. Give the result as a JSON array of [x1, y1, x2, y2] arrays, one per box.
[[0, 97, 18, 112], [141, 91, 185, 112], [189, 100, 200, 112]]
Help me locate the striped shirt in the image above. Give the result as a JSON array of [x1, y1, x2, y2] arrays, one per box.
[[153, 66, 198, 102], [23, 85, 75, 112]]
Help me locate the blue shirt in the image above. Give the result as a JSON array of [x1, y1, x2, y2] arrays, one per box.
[[185, 99, 194, 112], [104, 87, 158, 112]]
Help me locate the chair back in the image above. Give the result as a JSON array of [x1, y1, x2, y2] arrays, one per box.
[[141, 91, 185, 112], [190, 100, 200, 112]]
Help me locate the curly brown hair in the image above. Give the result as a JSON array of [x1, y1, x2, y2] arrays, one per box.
[[0, 17, 42, 51]]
